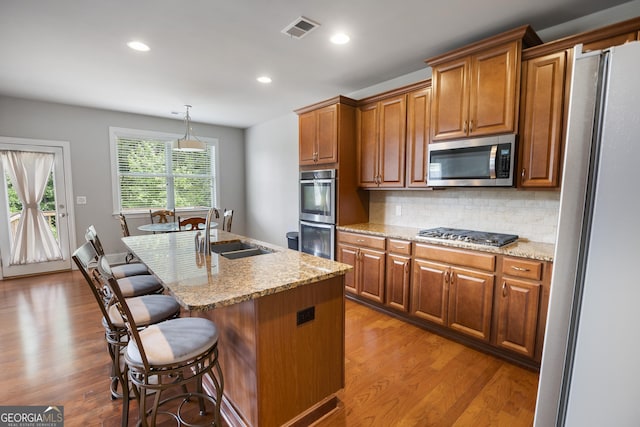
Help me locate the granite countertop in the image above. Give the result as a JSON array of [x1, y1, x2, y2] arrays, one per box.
[[337, 223, 555, 262], [122, 230, 352, 311]]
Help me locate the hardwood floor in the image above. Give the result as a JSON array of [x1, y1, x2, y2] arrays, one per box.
[[0, 271, 538, 426]]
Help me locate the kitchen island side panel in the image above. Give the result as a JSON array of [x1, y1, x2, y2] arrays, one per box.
[[194, 275, 345, 427], [256, 275, 345, 427]]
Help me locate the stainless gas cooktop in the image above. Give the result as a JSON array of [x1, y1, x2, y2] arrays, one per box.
[[417, 227, 518, 247]]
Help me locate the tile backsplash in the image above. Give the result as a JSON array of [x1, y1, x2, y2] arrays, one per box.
[[369, 189, 560, 244]]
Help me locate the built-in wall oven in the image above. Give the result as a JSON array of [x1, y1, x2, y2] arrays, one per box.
[[299, 220, 335, 260], [299, 169, 336, 260]]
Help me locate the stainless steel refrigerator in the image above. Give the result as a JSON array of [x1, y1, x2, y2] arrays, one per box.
[[534, 41, 640, 426]]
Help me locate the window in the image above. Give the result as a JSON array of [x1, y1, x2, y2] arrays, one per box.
[[109, 127, 218, 214]]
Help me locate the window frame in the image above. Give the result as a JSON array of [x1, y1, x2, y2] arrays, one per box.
[[109, 127, 220, 217]]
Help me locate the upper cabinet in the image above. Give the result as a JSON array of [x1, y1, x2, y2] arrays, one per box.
[[356, 81, 432, 189], [518, 51, 568, 188], [357, 94, 407, 188], [296, 96, 358, 166], [406, 84, 432, 188], [427, 25, 542, 142], [518, 16, 640, 189]]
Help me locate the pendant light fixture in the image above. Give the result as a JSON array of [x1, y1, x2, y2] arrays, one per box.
[[174, 105, 206, 151]]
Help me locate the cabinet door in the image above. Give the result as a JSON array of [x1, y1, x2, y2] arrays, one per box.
[[299, 111, 317, 165], [519, 51, 566, 188], [411, 259, 449, 325], [316, 104, 338, 164], [496, 278, 541, 357], [357, 102, 379, 187], [431, 57, 469, 141], [447, 267, 494, 341], [359, 248, 385, 304], [469, 42, 519, 137], [406, 86, 431, 187], [378, 95, 406, 187], [337, 243, 358, 295], [386, 253, 411, 312]]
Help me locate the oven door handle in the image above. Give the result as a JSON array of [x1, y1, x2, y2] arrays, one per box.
[[489, 145, 498, 179]]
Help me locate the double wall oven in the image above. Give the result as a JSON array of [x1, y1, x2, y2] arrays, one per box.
[[299, 169, 336, 260]]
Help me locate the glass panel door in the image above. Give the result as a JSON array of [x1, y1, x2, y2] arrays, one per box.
[[0, 141, 72, 278]]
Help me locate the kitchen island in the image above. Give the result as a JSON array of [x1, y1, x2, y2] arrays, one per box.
[[122, 230, 352, 427]]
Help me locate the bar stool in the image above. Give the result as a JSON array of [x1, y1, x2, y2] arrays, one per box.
[[96, 256, 224, 427], [85, 225, 150, 278], [72, 242, 181, 426]]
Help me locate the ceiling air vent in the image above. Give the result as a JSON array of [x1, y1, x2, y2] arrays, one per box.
[[281, 16, 320, 39]]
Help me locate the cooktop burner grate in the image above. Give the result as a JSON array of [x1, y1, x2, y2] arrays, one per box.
[[417, 227, 518, 247]]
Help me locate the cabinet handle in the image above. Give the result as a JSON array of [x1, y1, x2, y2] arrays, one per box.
[[356, 239, 365, 243], [444, 271, 450, 284], [521, 168, 526, 178], [469, 120, 474, 132], [502, 281, 507, 297], [511, 266, 530, 272], [393, 245, 406, 250], [463, 120, 467, 133]]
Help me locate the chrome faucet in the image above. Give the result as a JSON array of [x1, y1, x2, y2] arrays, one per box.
[[196, 207, 220, 254]]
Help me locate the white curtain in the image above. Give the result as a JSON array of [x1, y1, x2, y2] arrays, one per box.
[[1, 150, 62, 264]]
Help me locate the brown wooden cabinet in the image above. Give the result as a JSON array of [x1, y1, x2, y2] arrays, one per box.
[[518, 16, 640, 189], [357, 94, 407, 188], [495, 257, 550, 359], [518, 50, 568, 188], [298, 104, 337, 165], [296, 96, 358, 166], [406, 85, 432, 187], [430, 42, 520, 141], [427, 26, 541, 142], [412, 243, 495, 342], [337, 231, 386, 303], [385, 239, 411, 312]]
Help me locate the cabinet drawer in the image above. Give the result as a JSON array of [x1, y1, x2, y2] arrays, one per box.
[[387, 239, 411, 255], [414, 243, 495, 271], [502, 257, 543, 280], [337, 231, 386, 250]]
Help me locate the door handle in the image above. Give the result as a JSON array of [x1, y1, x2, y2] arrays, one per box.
[[59, 213, 67, 218]]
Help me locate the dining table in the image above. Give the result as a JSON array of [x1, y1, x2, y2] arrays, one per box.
[[137, 221, 217, 233]]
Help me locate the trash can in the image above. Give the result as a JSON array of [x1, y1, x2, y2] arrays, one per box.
[[286, 231, 299, 250]]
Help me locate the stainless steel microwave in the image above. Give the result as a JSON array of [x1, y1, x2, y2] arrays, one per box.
[[426, 134, 516, 187]]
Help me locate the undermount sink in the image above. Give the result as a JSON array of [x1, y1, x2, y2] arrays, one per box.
[[210, 240, 273, 259]]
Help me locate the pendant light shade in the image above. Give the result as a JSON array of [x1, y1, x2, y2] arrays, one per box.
[[174, 105, 207, 151]]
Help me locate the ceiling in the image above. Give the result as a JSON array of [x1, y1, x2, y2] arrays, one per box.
[[0, 0, 633, 129]]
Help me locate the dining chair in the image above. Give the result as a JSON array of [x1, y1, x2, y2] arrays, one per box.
[[222, 209, 233, 232], [178, 216, 206, 231], [72, 242, 181, 426], [96, 255, 224, 427], [149, 209, 176, 224], [85, 225, 149, 279]]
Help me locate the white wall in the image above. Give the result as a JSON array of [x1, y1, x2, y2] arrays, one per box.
[[244, 113, 299, 247], [0, 96, 245, 255]]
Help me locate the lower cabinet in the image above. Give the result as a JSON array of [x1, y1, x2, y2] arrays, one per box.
[[337, 231, 385, 304], [338, 230, 551, 367], [412, 244, 495, 342], [495, 256, 550, 359], [385, 239, 412, 312]]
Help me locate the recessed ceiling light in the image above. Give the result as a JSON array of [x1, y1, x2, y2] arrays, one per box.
[[127, 41, 150, 52], [257, 76, 272, 84], [330, 33, 350, 45]]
